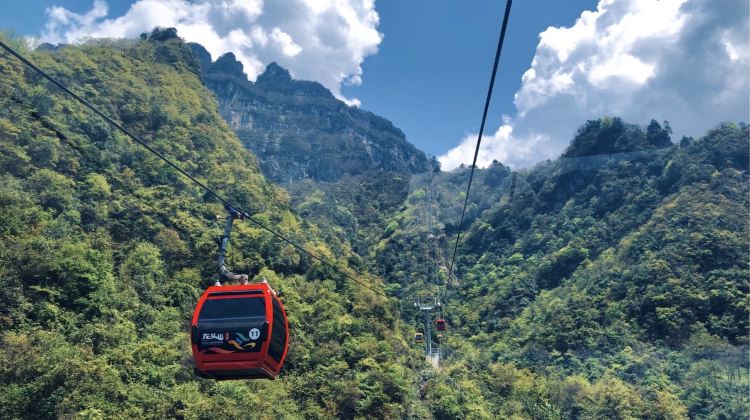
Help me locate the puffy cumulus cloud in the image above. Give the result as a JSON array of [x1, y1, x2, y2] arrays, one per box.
[[39, 0, 382, 105], [438, 117, 551, 170], [440, 0, 748, 170]]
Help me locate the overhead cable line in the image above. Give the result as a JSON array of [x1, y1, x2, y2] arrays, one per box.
[[0, 40, 392, 302], [425, 174, 434, 286], [445, 0, 514, 292]]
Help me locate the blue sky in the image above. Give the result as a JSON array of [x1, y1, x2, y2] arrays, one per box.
[[2, 0, 747, 169], [1, 1, 131, 36], [1, 0, 597, 159], [340, 0, 597, 158]]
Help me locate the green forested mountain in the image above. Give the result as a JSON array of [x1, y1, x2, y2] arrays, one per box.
[[1, 28, 747, 420], [0, 31, 424, 419], [191, 30, 748, 418], [373, 118, 749, 418]]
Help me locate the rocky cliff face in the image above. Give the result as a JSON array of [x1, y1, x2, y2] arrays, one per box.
[[189, 43, 431, 183]]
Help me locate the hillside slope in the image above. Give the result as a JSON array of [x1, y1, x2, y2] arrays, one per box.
[[192, 43, 748, 416], [0, 32, 425, 419], [2, 27, 747, 419], [377, 118, 749, 418]]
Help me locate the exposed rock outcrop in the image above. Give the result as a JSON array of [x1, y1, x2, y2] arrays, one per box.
[[189, 43, 431, 183]]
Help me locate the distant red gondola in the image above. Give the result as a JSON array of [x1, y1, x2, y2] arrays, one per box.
[[436, 318, 447, 331], [191, 282, 289, 380]]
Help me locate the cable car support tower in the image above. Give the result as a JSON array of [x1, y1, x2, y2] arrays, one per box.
[[414, 296, 441, 367], [414, 171, 443, 367]]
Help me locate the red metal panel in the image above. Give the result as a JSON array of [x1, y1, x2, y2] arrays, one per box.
[[191, 282, 289, 380], [436, 318, 447, 331]]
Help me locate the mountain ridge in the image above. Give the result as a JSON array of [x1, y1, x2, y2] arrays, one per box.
[[0, 29, 747, 419], [188, 42, 432, 183], [0, 32, 420, 419]]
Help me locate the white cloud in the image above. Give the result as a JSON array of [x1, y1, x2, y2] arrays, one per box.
[[440, 0, 749, 170], [39, 0, 382, 105], [438, 117, 551, 171], [269, 27, 302, 57]]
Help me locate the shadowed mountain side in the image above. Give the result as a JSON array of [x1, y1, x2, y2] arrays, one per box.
[[189, 43, 432, 183]]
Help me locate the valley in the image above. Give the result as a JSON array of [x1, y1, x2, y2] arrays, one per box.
[[0, 30, 747, 419]]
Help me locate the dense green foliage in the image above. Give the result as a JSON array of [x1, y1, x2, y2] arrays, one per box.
[[371, 118, 749, 418], [1, 27, 747, 419], [0, 33, 424, 419]]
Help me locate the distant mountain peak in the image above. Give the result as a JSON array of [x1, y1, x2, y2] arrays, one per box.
[[188, 43, 247, 80], [188, 43, 212, 70], [257, 62, 292, 84], [211, 52, 247, 79], [186, 42, 430, 182], [254, 61, 332, 98]]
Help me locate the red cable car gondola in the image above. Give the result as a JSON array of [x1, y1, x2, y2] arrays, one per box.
[[436, 318, 447, 331], [191, 282, 289, 380], [190, 205, 289, 380]]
